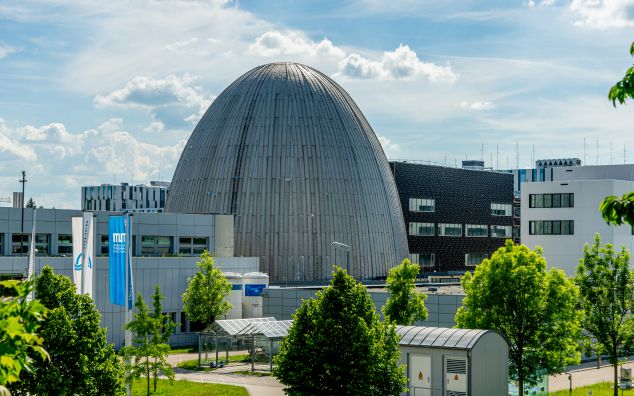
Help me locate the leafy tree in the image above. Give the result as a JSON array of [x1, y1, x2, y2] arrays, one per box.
[[608, 40, 634, 106], [382, 258, 428, 325], [122, 292, 174, 396], [575, 234, 634, 396], [150, 286, 176, 393], [273, 267, 406, 396], [455, 240, 582, 393], [182, 250, 231, 328], [25, 199, 35, 209], [10, 266, 125, 396], [0, 279, 48, 396]]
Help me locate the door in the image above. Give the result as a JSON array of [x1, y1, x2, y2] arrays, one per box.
[[410, 353, 432, 396]]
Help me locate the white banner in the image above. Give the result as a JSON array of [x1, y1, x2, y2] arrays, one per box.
[[72, 214, 94, 298]]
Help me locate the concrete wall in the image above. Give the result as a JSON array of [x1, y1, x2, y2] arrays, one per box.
[[552, 164, 634, 182], [263, 287, 464, 328]]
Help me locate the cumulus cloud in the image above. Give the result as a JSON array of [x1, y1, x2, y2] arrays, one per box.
[[0, 42, 18, 59], [570, 0, 634, 28], [249, 30, 346, 59], [338, 45, 458, 82], [0, 119, 37, 161], [94, 74, 213, 128], [460, 101, 496, 111], [377, 134, 400, 156]]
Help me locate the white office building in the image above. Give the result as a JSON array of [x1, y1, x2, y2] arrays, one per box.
[[521, 164, 634, 276], [81, 181, 169, 212]]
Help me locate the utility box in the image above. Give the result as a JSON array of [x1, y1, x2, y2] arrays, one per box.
[[397, 326, 509, 396]]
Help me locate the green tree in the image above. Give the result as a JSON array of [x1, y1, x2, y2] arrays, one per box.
[[10, 266, 125, 396], [122, 293, 174, 396], [575, 234, 634, 396], [25, 199, 35, 209], [382, 258, 428, 325], [181, 250, 231, 328], [273, 267, 406, 396], [608, 40, 634, 106], [455, 240, 582, 393], [150, 286, 176, 393], [0, 279, 48, 396]]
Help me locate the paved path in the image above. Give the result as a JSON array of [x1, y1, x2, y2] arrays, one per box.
[[167, 351, 285, 396], [549, 361, 634, 392]]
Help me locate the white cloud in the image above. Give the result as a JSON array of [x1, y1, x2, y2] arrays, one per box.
[[570, 0, 634, 28], [0, 119, 37, 161], [377, 134, 400, 156], [0, 42, 18, 59], [338, 44, 458, 82], [249, 30, 345, 60], [460, 101, 496, 111]]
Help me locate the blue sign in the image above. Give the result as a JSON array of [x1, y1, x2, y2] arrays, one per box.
[[245, 284, 266, 296], [109, 216, 127, 306]]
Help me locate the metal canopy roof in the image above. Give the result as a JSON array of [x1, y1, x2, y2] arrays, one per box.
[[238, 320, 293, 339], [205, 317, 276, 336], [396, 326, 493, 350]]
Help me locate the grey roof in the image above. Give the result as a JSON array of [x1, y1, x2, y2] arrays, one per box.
[[206, 317, 276, 336], [396, 326, 494, 350], [166, 62, 408, 281], [238, 320, 293, 339]]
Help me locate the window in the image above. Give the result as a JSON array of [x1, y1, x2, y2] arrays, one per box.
[[410, 253, 435, 267], [100, 235, 109, 256], [409, 198, 435, 212], [491, 225, 512, 238], [141, 236, 173, 256], [11, 234, 28, 255], [438, 223, 462, 237], [466, 224, 488, 237], [409, 222, 435, 236], [529, 220, 574, 235], [179, 237, 208, 255], [57, 234, 72, 255], [11, 234, 50, 255], [529, 193, 574, 208], [465, 253, 487, 267], [491, 203, 512, 216]]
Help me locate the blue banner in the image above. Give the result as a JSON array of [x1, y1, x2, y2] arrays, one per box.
[[245, 284, 266, 296], [109, 216, 127, 306]]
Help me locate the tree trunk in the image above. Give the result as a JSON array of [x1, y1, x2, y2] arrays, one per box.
[[146, 357, 151, 396], [154, 357, 158, 392], [518, 377, 524, 396], [614, 344, 619, 396]]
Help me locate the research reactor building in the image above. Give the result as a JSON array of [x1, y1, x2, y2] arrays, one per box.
[[166, 62, 408, 281]]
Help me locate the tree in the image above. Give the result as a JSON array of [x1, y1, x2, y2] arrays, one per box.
[[455, 240, 582, 393], [150, 286, 176, 393], [382, 258, 428, 325], [575, 234, 634, 396], [122, 293, 174, 396], [24, 199, 35, 209], [10, 266, 125, 396], [0, 279, 48, 396], [273, 267, 406, 396], [608, 41, 634, 106], [181, 250, 231, 328]]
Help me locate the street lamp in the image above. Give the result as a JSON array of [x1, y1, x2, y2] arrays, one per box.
[[331, 241, 350, 275]]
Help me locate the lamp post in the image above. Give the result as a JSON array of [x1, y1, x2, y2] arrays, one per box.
[[331, 241, 351, 275], [19, 171, 27, 255]]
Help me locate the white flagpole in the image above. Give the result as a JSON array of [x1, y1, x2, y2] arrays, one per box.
[[26, 208, 37, 302]]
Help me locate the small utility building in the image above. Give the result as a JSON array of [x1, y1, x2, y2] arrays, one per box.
[[397, 326, 509, 396]]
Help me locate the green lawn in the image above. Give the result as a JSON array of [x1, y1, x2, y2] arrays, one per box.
[[551, 382, 634, 395], [176, 355, 251, 371], [132, 378, 248, 396], [168, 345, 198, 354]]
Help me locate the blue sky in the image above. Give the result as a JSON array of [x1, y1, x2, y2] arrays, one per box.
[[1, 0, 634, 208]]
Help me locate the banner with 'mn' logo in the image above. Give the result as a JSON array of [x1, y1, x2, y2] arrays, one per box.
[[72, 213, 94, 297], [109, 216, 128, 306]]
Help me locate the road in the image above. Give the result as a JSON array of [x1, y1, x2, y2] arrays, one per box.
[[550, 361, 634, 392]]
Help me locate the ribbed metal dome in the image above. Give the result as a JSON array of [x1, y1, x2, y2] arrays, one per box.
[[166, 62, 408, 281]]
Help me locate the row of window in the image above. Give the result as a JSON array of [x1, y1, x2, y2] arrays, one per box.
[[0, 233, 208, 257], [529, 193, 574, 208], [409, 198, 513, 217], [409, 222, 512, 238], [528, 220, 574, 235], [410, 252, 488, 268]]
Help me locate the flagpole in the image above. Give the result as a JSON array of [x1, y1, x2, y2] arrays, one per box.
[[26, 208, 36, 302], [81, 212, 89, 295]]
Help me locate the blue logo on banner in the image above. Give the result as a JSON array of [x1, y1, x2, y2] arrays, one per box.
[[245, 284, 266, 296], [109, 216, 127, 307], [74, 253, 92, 271]]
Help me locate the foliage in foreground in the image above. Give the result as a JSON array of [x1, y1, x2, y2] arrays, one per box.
[[575, 234, 634, 396], [551, 382, 632, 396], [382, 258, 428, 325], [0, 279, 47, 395], [182, 250, 231, 328], [608, 40, 634, 106], [455, 240, 582, 393], [131, 378, 248, 396], [10, 266, 125, 396], [274, 266, 406, 396]]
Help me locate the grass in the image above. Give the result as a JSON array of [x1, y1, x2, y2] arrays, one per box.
[[176, 355, 251, 371], [551, 382, 634, 395], [168, 345, 198, 354], [233, 370, 273, 377], [131, 378, 248, 396]]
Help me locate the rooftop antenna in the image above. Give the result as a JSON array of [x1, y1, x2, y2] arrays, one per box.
[[496, 144, 499, 170], [583, 137, 587, 165], [596, 137, 599, 165], [625, 144, 627, 164], [506, 155, 509, 169], [481, 144, 484, 162], [531, 144, 535, 167], [515, 141, 519, 169], [610, 142, 613, 165], [444, 154, 447, 166], [490, 152, 493, 169]]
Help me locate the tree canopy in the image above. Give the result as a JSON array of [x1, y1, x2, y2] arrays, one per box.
[[10, 266, 125, 396], [273, 267, 406, 396], [455, 240, 582, 393], [575, 234, 634, 396], [181, 250, 231, 327], [608, 40, 634, 106], [382, 258, 428, 325]]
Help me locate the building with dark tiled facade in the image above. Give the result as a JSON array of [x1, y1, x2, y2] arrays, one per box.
[[390, 161, 514, 273]]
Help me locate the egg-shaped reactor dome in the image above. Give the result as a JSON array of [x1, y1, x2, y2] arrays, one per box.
[[166, 62, 408, 281]]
